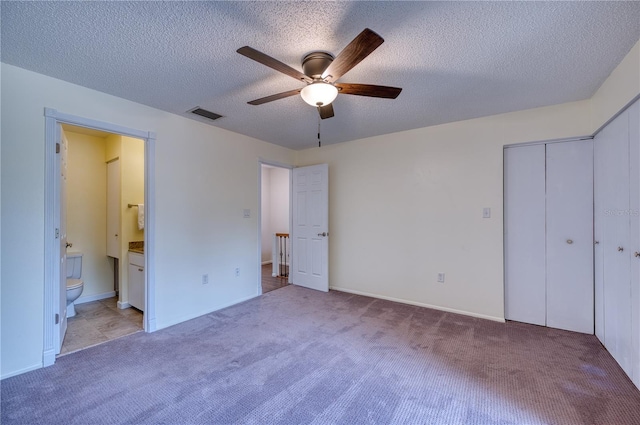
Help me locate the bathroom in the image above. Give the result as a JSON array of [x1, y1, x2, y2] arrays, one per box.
[[61, 124, 145, 355]]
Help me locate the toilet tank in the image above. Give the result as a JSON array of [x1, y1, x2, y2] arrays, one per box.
[[67, 252, 83, 279]]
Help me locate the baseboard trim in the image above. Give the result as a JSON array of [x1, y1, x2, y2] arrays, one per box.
[[76, 291, 116, 304], [329, 286, 505, 323], [117, 301, 131, 309], [155, 293, 260, 331], [1, 362, 43, 380]]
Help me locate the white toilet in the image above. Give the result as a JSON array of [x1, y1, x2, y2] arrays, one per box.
[[66, 252, 85, 318]]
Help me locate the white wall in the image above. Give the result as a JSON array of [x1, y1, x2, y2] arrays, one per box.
[[260, 166, 290, 264], [0, 63, 295, 378], [105, 134, 145, 305], [65, 130, 113, 299], [261, 167, 272, 263], [591, 40, 640, 132], [296, 100, 592, 321], [294, 39, 640, 322], [1, 38, 638, 379], [270, 167, 290, 236]]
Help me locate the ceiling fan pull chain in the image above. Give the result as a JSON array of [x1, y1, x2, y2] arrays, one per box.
[[317, 112, 322, 147]]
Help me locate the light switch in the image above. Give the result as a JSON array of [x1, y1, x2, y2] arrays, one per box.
[[243, 209, 251, 218], [483, 208, 491, 218]]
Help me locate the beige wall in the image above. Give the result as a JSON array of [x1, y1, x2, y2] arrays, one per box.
[[296, 100, 592, 321], [105, 134, 145, 305], [591, 40, 640, 132], [0, 63, 295, 378], [260, 166, 290, 263], [65, 130, 113, 299], [1, 39, 638, 379]]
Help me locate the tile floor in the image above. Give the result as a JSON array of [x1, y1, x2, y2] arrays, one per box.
[[59, 297, 143, 356]]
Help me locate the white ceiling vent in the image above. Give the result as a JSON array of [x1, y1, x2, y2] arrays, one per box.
[[189, 107, 223, 121]]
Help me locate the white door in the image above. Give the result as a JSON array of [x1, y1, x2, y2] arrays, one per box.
[[291, 164, 329, 292], [106, 159, 120, 258], [629, 100, 640, 387], [545, 140, 594, 334], [594, 130, 606, 342], [504, 145, 546, 326], [55, 126, 69, 354], [601, 109, 632, 375]]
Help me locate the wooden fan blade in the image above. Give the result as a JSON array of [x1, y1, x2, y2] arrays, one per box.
[[238, 46, 312, 83], [335, 83, 402, 99], [247, 89, 301, 105], [318, 104, 334, 119], [321, 28, 384, 83]]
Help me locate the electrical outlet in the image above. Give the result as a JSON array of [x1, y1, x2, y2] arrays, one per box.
[[437, 273, 445, 283], [202, 274, 209, 285], [235, 267, 240, 277]]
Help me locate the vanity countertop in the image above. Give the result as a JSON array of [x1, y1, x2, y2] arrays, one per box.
[[128, 241, 144, 254]]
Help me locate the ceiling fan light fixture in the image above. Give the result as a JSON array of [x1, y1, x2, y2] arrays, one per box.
[[300, 82, 338, 107]]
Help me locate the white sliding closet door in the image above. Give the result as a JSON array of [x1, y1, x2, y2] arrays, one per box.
[[504, 145, 546, 326], [629, 100, 640, 387], [546, 140, 594, 334], [594, 134, 606, 342], [600, 110, 632, 375], [505, 140, 594, 334]]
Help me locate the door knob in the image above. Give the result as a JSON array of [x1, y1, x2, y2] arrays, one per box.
[[317, 232, 328, 237], [594, 241, 599, 245], [66, 242, 73, 248], [634, 252, 640, 258], [618, 247, 624, 252], [566, 239, 573, 244]]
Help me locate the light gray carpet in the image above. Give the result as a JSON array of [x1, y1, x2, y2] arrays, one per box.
[[2, 285, 640, 424]]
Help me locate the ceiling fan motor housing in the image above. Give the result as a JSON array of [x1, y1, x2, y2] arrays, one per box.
[[302, 52, 334, 79]]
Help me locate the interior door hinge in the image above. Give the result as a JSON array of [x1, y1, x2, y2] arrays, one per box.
[[56, 143, 60, 154], [55, 228, 60, 239], [55, 313, 60, 324]]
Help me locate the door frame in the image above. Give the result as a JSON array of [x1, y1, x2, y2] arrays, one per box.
[[257, 159, 293, 295], [43, 108, 157, 367]]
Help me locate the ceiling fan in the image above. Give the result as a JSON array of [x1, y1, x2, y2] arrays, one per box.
[[237, 28, 402, 120]]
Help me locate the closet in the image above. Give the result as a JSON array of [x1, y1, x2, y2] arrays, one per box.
[[504, 139, 594, 334], [594, 99, 640, 387]]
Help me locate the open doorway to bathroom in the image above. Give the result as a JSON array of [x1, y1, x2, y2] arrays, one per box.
[[43, 108, 156, 368], [58, 124, 145, 355], [260, 163, 291, 294]]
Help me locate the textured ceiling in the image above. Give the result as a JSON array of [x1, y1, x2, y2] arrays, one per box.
[[2, 1, 639, 150]]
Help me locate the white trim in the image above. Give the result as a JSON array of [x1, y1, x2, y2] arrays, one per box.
[[117, 301, 132, 309], [43, 108, 157, 371], [144, 132, 157, 332], [156, 294, 260, 331], [504, 135, 593, 149], [261, 261, 272, 266], [330, 286, 506, 323], [76, 291, 117, 304], [257, 159, 294, 296], [1, 363, 43, 381], [43, 114, 58, 366]]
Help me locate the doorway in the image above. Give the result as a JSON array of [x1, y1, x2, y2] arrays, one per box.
[[259, 163, 292, 294], [43, 108, 156, 367], [58, 124, 145, 355]]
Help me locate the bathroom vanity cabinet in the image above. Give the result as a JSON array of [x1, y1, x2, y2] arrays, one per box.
[[128, 252, 144, 311]]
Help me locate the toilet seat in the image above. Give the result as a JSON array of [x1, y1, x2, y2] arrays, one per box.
[[66, 278, 83, 290]]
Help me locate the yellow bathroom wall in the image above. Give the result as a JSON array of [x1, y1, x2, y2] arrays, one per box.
[[65, 130, 114, 299], [104, 133, 144, 307], [120, 136, 145, 306]]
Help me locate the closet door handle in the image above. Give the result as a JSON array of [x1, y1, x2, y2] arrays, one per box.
[[566, 239, 573, 244], [618, 247, 624, 252]]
